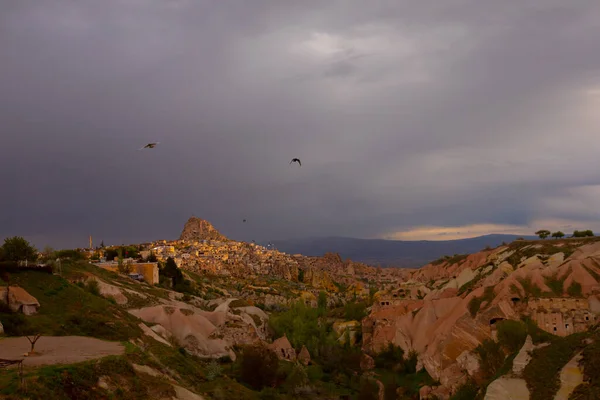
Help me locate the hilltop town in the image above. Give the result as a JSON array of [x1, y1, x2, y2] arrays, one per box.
[[90, 217, 408, 305]]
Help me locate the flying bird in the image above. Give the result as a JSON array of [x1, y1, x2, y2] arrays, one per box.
[[289, 158, 301, 166], [243, 219, 247, 223], [139, 142, 159, 150]]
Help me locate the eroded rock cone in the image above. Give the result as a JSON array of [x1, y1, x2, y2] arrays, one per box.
[[179, 217, 228, 242]]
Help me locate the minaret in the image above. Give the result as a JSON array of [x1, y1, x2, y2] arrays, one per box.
[[89, 235, 93, 249]]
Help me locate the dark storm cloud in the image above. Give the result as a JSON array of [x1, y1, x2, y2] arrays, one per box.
[[2, 0, 600, 248]]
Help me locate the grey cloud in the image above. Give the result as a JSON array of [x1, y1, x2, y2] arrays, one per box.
[[2, 0, 600, 248]]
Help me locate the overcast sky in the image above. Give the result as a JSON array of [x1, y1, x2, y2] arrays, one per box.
[[2, 0, 600, 249]]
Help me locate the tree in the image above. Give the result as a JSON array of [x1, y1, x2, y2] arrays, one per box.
[[535, 230, 551, 240], [573, 230, 595, 238], [117, 248, 132, 274], [317, 291, 327, 312], [239, 345, 279, 390], [0, 237, 38, 262], [161, 257, 184, 287], [26, 334, 42, 354], [297, 269, 304, 283], [551, 231, 565, 239], [1, 270, 10, 308], [146, 251, 157, 263], [100, 240, 105, 248], [358, 377, 379, 400], [40, 246, 55, 262]]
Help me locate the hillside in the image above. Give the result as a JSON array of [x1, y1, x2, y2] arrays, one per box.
[[364, 236, 600, 399], [269, 234, 538, 268], [3, 222, 600, 399]]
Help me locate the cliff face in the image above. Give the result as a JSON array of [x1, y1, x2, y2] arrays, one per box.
[[179, 217, 228, 242], [363, 238, 600, 393]]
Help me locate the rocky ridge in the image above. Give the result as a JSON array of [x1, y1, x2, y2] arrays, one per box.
[[362, 237, 600, 398]]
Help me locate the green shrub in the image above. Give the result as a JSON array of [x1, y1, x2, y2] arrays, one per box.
[[282, 363, 309, 393], [358, 377, 379, 400], [0, 311, 29, 336], [297, 269, 304, 282], [344, 301, 367, 321], [85, 279, 101, 296], [306, 365, 323, 382], [259, 387, 282, 400], [374, 343, 405, 370], [497, 320, 528, 353], [229, 299, 250, 308], [468, 286, 495, 317], [475, 339, 505, 380], [405, 350, 419, 374], [544, 274, 564, 296], [517, 277, 542, 298], [522, 317, 555, 344], [567, 282, 583, 297], [523, 333, 586, 400], [239, 345, 279, 390], [570, 337, 600, 398], [205, 359, 222, 381], [450, 380, 479, 400]]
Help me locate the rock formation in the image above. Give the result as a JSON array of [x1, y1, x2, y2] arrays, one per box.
[[484, 378, 529, 400], [554, 352, 584, 400], [298, 345, 311, 366], [179, 217, 228, 242], [363, 238, 600, 394], [268, 335, 296, 361], [0, 286, 40, 315]]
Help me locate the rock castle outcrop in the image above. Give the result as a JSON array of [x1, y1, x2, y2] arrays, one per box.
[[179, 216, 229, 242]]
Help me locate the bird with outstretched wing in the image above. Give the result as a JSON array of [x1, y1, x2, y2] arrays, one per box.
[[139, 142, 159, 150], [290, 158, 301, 166]]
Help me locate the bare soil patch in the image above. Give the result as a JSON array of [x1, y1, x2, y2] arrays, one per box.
[[0, 336, 124, 366]]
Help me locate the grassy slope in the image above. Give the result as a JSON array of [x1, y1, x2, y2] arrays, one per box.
[[0, 262, 259, 400]]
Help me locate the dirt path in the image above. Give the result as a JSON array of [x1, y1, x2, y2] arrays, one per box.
[[0, 336, 125, 366]]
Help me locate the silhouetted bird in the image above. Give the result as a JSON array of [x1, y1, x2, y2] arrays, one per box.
[[139, 142, 159, 150], [289, 158, 301, 166]]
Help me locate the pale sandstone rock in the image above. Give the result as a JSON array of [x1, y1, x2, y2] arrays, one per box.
[[456, 268, 477, 289], [376, 379, 385, 400], [546, 253, 565, 268], [268, 335, 296, 361], [481, 265, 493, 275], [139, 322, 172, 347], [333, 320, 361, 336], [442, 279, 459, 290], [172, 384, 205, 400], [554, 352, 583, 400], [419, 385, 432, 399], [484, 377, 530, 400], [90, 278, 128, 305], [151, 324, 173, 340], [179, 217, 228, 242], [457, 350, 480, 377], [97, 376, 111, 390], [512, 335, 534, 375], [361, 353, 375, 371], [132, 363, 163, 378], [589, 295, 600, 314], [429, 385, 451, 400], [0, 286, 40, 315], [298, 345, 311, 366], [129, 305, 234, 360]]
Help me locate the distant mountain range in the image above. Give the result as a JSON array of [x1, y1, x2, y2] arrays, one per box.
[[267, 234, 538, 268]]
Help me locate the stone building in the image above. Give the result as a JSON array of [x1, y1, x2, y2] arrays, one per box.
[[528, 298, 595, 336]]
